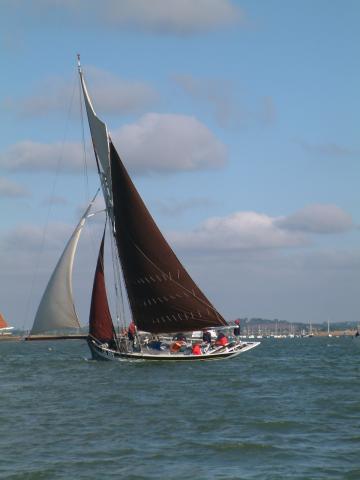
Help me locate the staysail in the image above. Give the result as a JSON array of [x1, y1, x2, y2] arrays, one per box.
[[89, 229, 116, 342], [31, 203, 92, 335]]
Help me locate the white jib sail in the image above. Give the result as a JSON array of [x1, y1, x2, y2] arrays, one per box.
[[31, 204, 93, 335]]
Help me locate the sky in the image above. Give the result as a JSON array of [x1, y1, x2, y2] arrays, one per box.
[[0, 0, 359, 329]]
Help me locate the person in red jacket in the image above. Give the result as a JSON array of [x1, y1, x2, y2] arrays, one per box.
[[192, 343, 202, 355], [128, 321, 136, 342], [215, 332, 228, 347]]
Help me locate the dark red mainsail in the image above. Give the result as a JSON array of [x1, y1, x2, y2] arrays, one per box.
[[89, 231, 116, 342], [109, 141, 227, 334]]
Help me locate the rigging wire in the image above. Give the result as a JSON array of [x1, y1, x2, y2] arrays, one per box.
[[22, 72, 78, 334], [109, 221, 127, 332], [78, 74, 90, 204]]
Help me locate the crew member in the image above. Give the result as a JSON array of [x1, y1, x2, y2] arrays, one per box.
[[215, 332, 229, 347], [128, 321, 136, 342], [192, 343, 202, 355], [233, 320, 241, 337], [202, 330, 212, 344]]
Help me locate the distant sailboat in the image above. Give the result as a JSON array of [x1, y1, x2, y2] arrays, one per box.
[[0, 313, 14, 335], [30, 57, 260, 360], [327, 318, 332, 337], [309, 319, 314, 337], [354, 324, 360, 338]]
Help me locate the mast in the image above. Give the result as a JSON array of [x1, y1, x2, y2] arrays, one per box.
[[77, 55, 127, 332]]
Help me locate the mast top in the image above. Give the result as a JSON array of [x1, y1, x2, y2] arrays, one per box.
[[77, 53, 82, 73]]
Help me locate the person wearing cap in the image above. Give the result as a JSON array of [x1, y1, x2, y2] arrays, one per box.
[[233, 320, 241, 337]]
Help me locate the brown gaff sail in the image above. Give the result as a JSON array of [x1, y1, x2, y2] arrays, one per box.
[[110, 142, 227, 334], [89, 231, 116, 342]]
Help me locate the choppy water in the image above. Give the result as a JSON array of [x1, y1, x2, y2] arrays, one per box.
[[1, 338, 360, 479]]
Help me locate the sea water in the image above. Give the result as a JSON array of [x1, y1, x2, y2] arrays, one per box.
[[0, 338, 359, 479]]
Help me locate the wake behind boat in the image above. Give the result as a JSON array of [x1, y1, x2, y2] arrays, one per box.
[[29, 57, 260, 362]]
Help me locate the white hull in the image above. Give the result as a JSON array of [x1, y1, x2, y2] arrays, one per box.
[[88, 337, 260, 362]]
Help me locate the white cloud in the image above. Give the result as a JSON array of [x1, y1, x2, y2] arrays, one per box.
[[156, 197, 214, 216], [276, 204, 353, 234], [113, 113, 227, 174], [84, 67, 158, 115], [6, 67, 158, 117], [168, 204, 354, 253], [13, 0, 243, 35], [0, 114, 226, 174], [173, 75, 236, 128], [173, 74, 276, 129], [170, 211, 308, 252], [0, 177, 30, 197], [103, 0, 243, 33], [298, 140, 358, 158], [0, 140, 87, 172]]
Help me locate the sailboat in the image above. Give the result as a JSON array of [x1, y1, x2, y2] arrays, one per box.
[[30, 57, 260, 361], [327, 318, 332, 337], [0, 312, 14, 336]]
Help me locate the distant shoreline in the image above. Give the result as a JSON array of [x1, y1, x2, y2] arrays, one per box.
[[0, 334, 87, 342], [0, 331, 358, 342]]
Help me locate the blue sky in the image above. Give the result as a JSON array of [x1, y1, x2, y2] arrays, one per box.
[[0, 0, 359, 329]]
